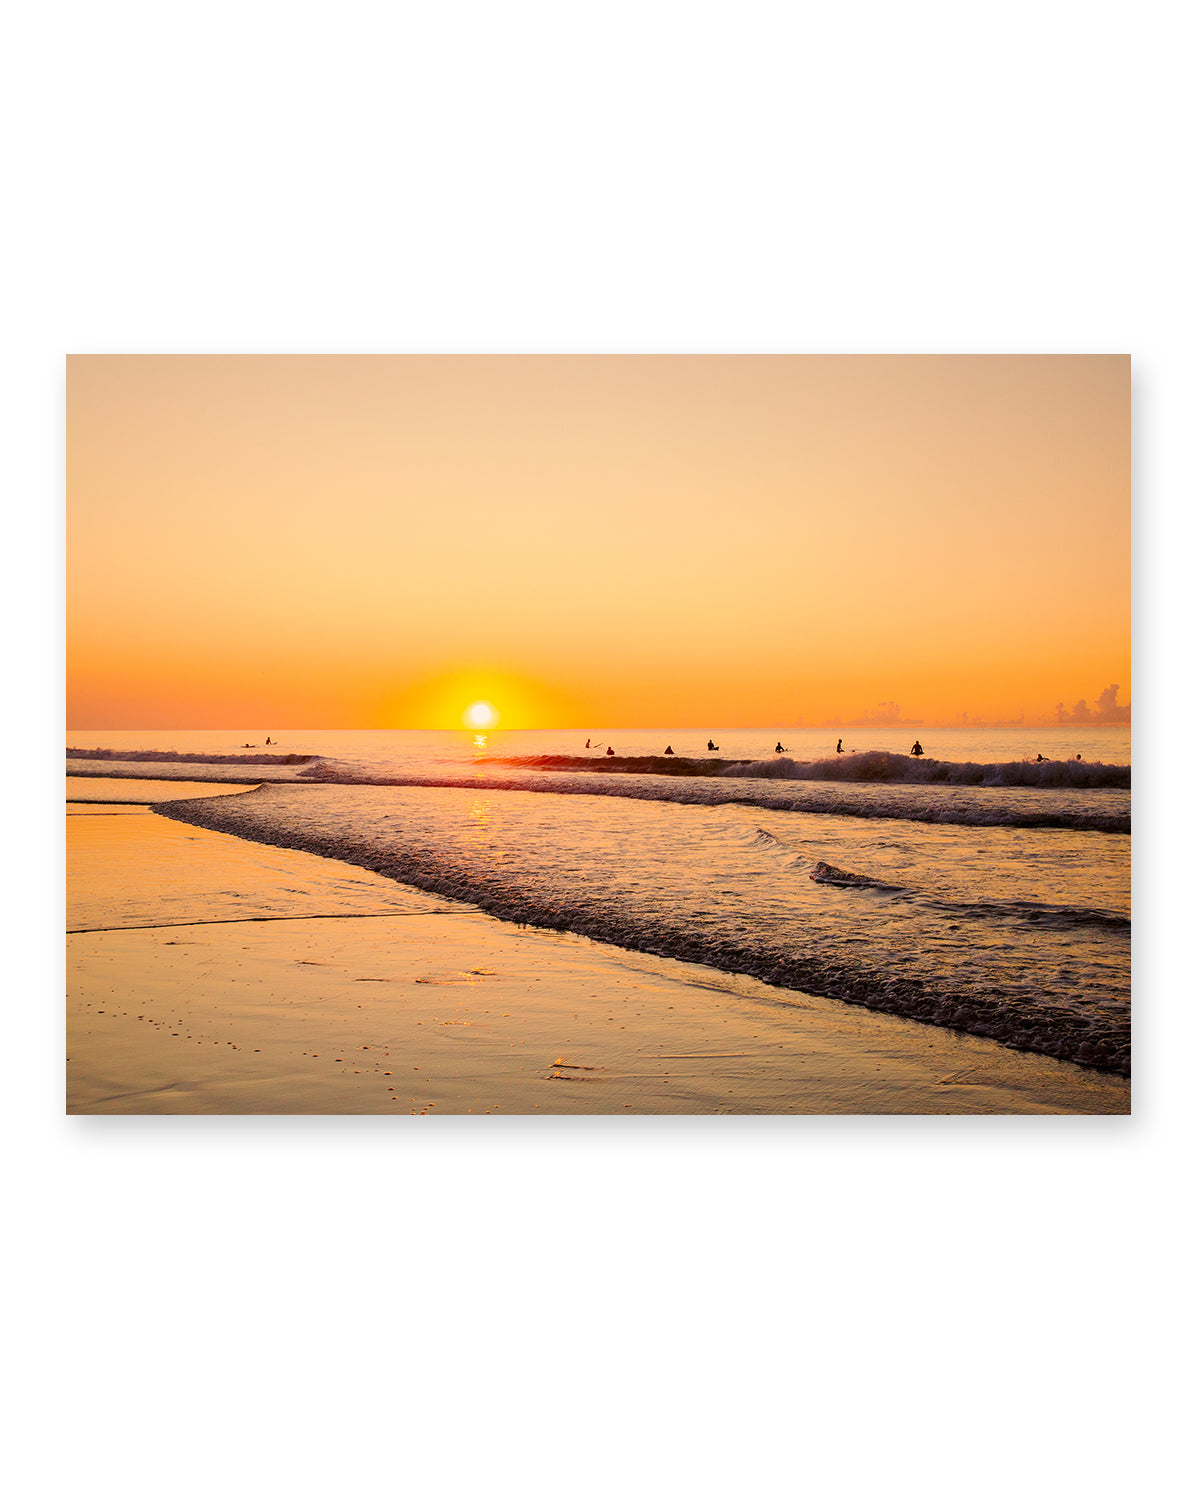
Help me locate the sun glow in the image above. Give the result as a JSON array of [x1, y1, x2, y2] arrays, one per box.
[[464, 700, 500, 730]]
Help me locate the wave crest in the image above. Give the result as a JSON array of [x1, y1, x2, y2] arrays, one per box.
[[722, 751, 1130, 789], [484, 750, 1129, 789]]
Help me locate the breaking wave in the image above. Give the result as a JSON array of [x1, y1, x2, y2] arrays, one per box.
[[488, 749, 1131, 790], [65, 748, 1130, 834]]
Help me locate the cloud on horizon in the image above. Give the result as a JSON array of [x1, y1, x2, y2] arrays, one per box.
[[1056, 684, 1131, 724]]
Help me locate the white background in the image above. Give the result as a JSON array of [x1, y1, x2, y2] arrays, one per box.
[[5, 3, 1194, 1496]]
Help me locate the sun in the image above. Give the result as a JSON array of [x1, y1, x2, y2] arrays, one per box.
[[463, 700, 500, 730]]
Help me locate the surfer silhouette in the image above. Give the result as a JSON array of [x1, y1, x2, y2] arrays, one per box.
[[774, 742, 787, 754], [1036, 753, 1046, 762], [664, 745, 674, 755], [707, 739, 719, 751], [606, 746, 614, 756], [836, 739, 843, 754], [911, 740, 924, 756], [585, 739, 591, 748]]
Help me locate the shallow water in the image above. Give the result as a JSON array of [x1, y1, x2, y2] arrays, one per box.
[[69, 727, 1132, 1074]]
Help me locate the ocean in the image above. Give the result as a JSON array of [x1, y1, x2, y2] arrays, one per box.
[[66, 725, 1131, 1076]]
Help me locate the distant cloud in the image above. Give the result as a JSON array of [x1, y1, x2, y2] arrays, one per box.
[[846, 700, 924, 727], [1056, 684, 1131, 724]]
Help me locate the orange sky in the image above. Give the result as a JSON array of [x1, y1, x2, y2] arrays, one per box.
[[67, 355, 1129, 729]]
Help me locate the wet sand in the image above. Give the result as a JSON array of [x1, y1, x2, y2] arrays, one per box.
[[67, 786, 1131, 1114]]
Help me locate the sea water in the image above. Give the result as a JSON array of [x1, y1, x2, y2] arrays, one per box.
[[67, 726, 1131, 1074]]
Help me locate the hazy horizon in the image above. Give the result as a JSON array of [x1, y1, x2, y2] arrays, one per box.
[[67, 706, 1131, 733]]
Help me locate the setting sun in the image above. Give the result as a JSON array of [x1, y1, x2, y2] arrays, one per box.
[[464, 700, 500, 730]]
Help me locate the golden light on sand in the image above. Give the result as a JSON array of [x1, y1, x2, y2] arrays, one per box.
[[464, 700, 500, 730]]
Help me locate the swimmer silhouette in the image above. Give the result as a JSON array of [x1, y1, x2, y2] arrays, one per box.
[[774, 742, 787, 754], [1036, 753, 1046, 762], [664, 745, 675, 755], [836, 739, 843, 754], [911, 740, 924, 756]]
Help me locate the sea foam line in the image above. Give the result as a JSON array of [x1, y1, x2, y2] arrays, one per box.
[[68, 747, 316, 766], [294, 767, 1131, 834]]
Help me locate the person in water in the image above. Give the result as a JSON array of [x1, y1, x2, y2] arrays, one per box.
[[836, 739, 843, 754], [774, 742, 787, 754], [1036, 753, 1046, 762], [664, 745, 674, 755], [911, 740, 924, 756], [585, 739, 591, 748], [606, 746, 615, 756], [265, 736, 272, 745], [707, 739, 719, 752]]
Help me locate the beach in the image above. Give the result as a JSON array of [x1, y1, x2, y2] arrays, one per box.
[[67, 780, 1130, 1114]]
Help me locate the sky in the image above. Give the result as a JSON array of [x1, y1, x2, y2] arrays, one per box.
[[67, 355, 1130, 729]]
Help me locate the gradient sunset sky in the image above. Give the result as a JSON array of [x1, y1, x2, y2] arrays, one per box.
[[67, 355, 1129, 730]]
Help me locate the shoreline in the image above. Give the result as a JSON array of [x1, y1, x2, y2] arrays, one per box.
[[67, 782, 1131, 1115], [155, 784, 1131, 1075]]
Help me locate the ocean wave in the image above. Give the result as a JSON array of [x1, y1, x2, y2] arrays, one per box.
[[67, 747, 316, 766], [809, 861, 886, 888], [297, 765, 1130, 834], [487, 749, 1131, 790], [64, 748, 1129, 833], [924, 897, 1132, 934]]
